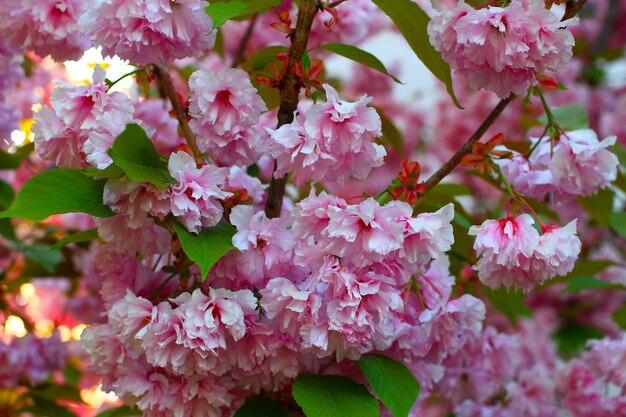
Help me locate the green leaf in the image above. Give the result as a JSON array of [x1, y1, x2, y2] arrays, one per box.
[[539, 104, 589, 130], [612, 304, 626, 329], [19, 243, 63, 274], [63, 363, 81, 386], [173, 221, 236, 281], [429, 183, 472, 197], [547, 260, 616, 286], [613, 143, 626, 167], [0, 143, 33, 169], [611, 211, 626, 239], [234, 396, 287, 417], [205, 1, 249, 28], [0, 169, 114, 221], [292, 373, 380, 417], [371, 0, 461, 108], [84, 164, 125, 179], [0, 219, 15, 240], [564, 275, 625, 293], [31, 384, 84, 403], [207, 0, 281, 22], [242, 45, 289, 72], [95, 406, 141, 417], [239, 0, 282, 16], [108, 123, 174, 189], [320, 44, 401, 83], [52, 228, 99, 250], [0, 179, 15, 211], [484, 287, 531, 324], [577, 188, 614, 227], [553, 323, 603, 356], [23, 397, 78, 417], [357, 355, 419, 417]]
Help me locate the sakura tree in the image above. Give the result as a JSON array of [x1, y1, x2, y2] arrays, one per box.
[[0, 0, 625, 416]]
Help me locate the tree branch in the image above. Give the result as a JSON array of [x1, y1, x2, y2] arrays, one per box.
[[562, 0, 587, 21], [420, 95, 515, 197], [152, 64, 203, 162], [232, 15, 258, 68], [264, 0, 320, 218]]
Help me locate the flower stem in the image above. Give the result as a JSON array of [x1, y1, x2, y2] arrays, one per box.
[[106, 67, 145, 88]]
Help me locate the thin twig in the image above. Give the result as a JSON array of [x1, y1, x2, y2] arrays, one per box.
[[152, 64, 203, 162], [232, 15, 258, 67], [264, 0, 321, 218], [420, 95, 515, 197], [327, 0, 349, 8]]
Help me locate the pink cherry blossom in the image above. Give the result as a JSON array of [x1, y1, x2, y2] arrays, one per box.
[[260, 277, 321, 336], [104, 177, 171, 229], [497, 149, 554, 202], [325, 198, 410, 261], [419, 295, 486, 362], [230, 205, 295, 264], [469, 214, 540, 291], [550, 130, 619, 200], [0, 332, 68, 388], [31, 107, 86, 168], [414, 256, 456, 310], [533, 220, 581, 280], [79, 0, 215, 65], [0, 0, 90, 62], [33, 66, 135, 169], [224, 166, 267, 205], [188, 68, 267, 165], [108, 290, 154, 343], [168, 151, 231, 233], [266, 84, 386, 186], [172, 288, 257, 353], [402, 203, 455, 265], [498, 130, 619, 203], [97, 214, 171, 256], [428, 0, 575, 98], [292, 190, 348, 242]]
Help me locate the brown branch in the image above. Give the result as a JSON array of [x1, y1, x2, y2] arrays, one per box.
[[152, 64, 203, 162], [232, 15, 258, 68], [327, 0, 349, 8], [562, 0, 587, 20], [420, 95, 515, 197], [264, 0, 320, 218]]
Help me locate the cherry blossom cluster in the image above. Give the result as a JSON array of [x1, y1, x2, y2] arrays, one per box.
[[266, 84, 386, 186], [498, 129, 619, 203], [469, 215, 581, 292], [0, 332, 68, 388], [78, 0, 215, 65], [1, 0, 626, 417], [79, 191, 484, 415], [428, 0, 575, 98], [0, 0, 89, 62], [188, 68, 268, 166], [33, 66, 135, 169]]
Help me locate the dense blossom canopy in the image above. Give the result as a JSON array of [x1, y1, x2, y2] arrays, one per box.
[[0, 0, 625, 417]]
